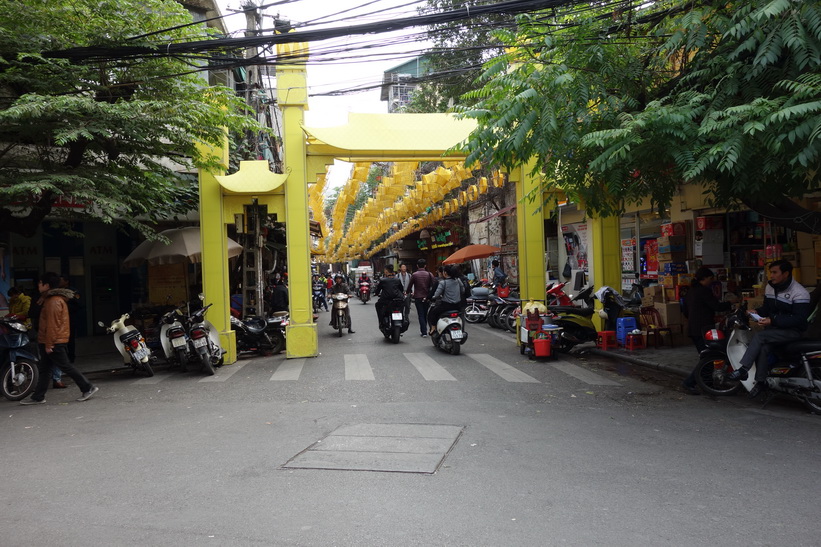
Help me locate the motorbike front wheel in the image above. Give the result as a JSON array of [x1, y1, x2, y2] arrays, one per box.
[[464, 304, 484, 324], [269, 331, 285, 355], [694, 355, 742, 396], [505, 306, 520, 333], [1, 359, 38, 401]]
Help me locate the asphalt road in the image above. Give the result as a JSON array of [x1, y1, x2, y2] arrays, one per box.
[[3, 301, 821, 546]]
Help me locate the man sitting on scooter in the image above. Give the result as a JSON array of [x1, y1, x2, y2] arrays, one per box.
[[728, 259, 812, 398], [329, 275, 355, 334], [374, 265, 404, 329], [427, 265, 466, 335]]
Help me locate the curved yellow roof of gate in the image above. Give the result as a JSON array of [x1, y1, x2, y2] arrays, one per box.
[[304, 113, 477, 161]]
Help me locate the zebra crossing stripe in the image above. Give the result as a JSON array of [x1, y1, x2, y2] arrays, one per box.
[[404, 353, 457, 381], [467, 353, 540, 383], [345, 354, 375, 381], [271, 358, 305, 381], [199, 361, 248, 383], [552, 361, 621, 386]]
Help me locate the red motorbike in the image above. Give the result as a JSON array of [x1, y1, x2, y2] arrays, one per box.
[[358, 281, 371, 304]]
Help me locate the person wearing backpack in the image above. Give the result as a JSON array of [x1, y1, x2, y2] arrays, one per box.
[[407, 259, 436, 337]]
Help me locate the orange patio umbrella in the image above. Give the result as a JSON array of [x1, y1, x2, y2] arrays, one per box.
[[442, 244, 501, 264]]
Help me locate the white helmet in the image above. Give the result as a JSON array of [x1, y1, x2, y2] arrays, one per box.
[[598, 309, 609, 320]]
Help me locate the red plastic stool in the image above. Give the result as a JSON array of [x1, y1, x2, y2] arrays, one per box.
[[596, 331, 617, 350], [624, 333, 645, 351]]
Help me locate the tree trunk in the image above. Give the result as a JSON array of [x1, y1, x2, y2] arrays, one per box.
[[0, 192, 54, 237]]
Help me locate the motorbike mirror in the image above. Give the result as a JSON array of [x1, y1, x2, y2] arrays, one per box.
[[97, 321, 105, 327], [198, 293, 204, 301]]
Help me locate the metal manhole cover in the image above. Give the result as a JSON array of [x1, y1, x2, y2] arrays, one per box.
[[282, 423, 464, 474]]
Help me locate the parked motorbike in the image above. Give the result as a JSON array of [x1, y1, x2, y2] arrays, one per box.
[[0, 315, 39, 401], [231, 315, 274, 356], [98, 313, 154, 377], [431, 309, 468, 355], [330, 293, 351, 337], [694, 305, 821, 412], [546, 282, 574, 306], [464, 286, 490, 324], [359, 281, 371, 304], [186, 302, 224, 375], [312, 283, 328, 313], [546, 282, 595, 308], [266, 312, 288, 354], [547, 286, 599, 351], [159, 306, 190, 370], [379, 298, 409, 343], [594, 285, 638, 331]]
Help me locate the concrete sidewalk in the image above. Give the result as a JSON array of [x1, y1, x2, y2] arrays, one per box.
[[583, 342, 698, 379]]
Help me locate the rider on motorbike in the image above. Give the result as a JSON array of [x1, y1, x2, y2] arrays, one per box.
[[727, 259, 812, 397], [312, 274, 328, 312], [427, 265, 465, 335], [329, 275, 355, 334], [374, 265, 404, 329]]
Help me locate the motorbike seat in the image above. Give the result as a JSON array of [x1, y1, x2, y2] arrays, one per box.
[[548, 306, 595, 317], [244, 316, 267, 333], [785, 339, 821, 355], [270, 311, 289, 318]]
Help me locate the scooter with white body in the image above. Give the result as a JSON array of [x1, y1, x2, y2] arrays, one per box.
[[431, 309, 468, 355], [186, 303, 224, 376], [695, 305, 821, 413], [159, 306, 190, 371], [98, 313, 154, 377]]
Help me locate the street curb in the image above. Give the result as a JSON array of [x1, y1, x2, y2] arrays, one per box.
[[583, 348, 688, 378]]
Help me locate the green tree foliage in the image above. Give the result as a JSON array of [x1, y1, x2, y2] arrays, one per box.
[[459, 0, 821, 226], [0, 0, 264, 237], [407, 0, 513, 113]]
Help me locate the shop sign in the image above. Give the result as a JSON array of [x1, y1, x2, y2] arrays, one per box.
[[418, 229, 453, 250]]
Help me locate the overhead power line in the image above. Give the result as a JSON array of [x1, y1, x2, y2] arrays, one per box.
[[44, 0, 579, 62]]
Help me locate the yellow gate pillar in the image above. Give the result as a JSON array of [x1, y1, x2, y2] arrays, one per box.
[[589, 215, 622, 330], [277, 41, 318, 357], [197, 134, 237, 363], [512, 163, 546, 301]]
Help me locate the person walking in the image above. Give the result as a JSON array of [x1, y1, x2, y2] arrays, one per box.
[[20, 273, 99, 405], [681, 267, 735, 395], [407, 259, 436, 337]]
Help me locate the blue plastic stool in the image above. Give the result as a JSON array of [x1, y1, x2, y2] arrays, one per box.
[[616, 317, 639, 345]]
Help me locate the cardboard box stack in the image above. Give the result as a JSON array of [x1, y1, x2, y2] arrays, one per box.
[[797, 231, 820, 285]]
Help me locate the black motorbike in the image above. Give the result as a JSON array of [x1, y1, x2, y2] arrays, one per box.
[[266, 312, 288, 354], [0, 315, 39, 401], [379, 298, 409, 343], [231, 315, 275, 356], [312, 283, 328, 313]]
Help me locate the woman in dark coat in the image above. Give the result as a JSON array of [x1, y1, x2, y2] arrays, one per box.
[[682, 267, 734, 393]]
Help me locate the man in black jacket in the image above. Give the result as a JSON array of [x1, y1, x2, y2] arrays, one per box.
[[728, 259, 812, 397], [374, 265, 405, 329]]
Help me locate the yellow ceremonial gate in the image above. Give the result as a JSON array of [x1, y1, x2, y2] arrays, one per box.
[[197, 41, 622, 363]]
